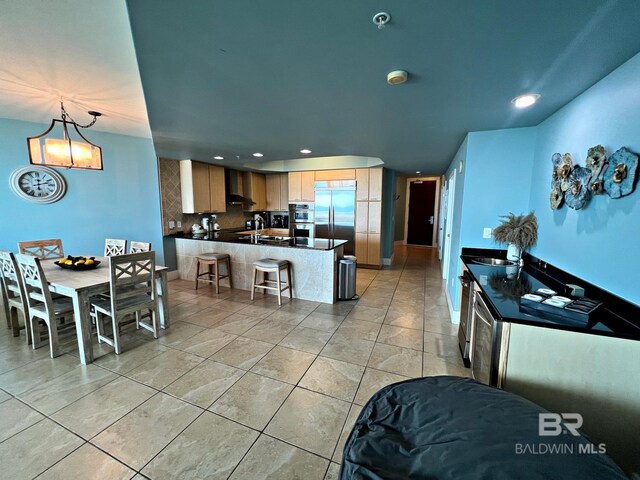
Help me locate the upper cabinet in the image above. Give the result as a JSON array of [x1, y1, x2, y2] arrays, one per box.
[[180, 160, 226, 213], [315, 169, 355, 181], [288, 172, 302, 203], [266, 174, 289, 211], [356, 167, 382, 201], [288, 171, 315, 203], [356, 169, 369, 201], [243, 172, 267, 211]]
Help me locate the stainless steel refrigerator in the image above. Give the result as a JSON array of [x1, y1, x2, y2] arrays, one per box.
[[314, 180, 356, 255]]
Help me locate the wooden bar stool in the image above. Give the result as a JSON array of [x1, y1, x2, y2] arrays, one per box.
[[251, 258, 292, 306], [195, 253, 232, 293]]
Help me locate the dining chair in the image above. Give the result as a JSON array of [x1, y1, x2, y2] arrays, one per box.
[[92, 251, 159, 354], [15, 254, 75, 358], [0, 250, 31, 342], [104, 239, 127, 256], [18, 239, 64, 259], [129, 241, 152, 253]]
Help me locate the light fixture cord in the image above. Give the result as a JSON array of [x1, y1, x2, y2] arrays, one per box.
[[60, 100, 99, 129]]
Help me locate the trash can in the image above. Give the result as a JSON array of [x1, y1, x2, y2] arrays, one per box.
[[338, 255, 357, 300]]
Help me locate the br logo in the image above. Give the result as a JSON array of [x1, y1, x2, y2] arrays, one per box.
[[538, 413, 583, 437]]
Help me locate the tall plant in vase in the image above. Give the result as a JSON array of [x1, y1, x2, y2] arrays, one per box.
[[493, 212, 538, 263]]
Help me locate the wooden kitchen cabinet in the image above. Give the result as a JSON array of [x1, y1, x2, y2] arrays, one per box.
[[266, 173, 290, 211], [208, 165, 226, 212], [288, 172, 302, 203], [368, 167, 383, 201], [356, 169, 369, 201], [301, 171, 315, 202], [356, 201, 368, 233], [355, 233, 368, 263], [243, 172, 266, 211], [367, 201, 381, 233], [266, 174, 280, 211], [180, 160, 227, 213], [366, 233, 381, 265], [279, 174, 289, 210], [315, 169, 355, 181], [289, 171, 315, 203]]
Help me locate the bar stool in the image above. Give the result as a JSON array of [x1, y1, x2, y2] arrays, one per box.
[[251, 258, 292, 306], [195, 253, 232, 293]]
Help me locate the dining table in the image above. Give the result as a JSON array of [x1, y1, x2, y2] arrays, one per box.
[[41, 256, 170, 364]]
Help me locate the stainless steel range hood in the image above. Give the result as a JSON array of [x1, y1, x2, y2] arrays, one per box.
[[225, 170, 255, 205]]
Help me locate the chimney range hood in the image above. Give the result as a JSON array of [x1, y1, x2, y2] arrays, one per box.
[[225, 169, 255, 205]]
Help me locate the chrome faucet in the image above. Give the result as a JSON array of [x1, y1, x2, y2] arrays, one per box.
[[253, 214, 265, 241]]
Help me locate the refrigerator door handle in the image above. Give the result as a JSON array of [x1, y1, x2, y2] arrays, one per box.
[[332, 206, 336, 238], [329, 206, 333, 237]]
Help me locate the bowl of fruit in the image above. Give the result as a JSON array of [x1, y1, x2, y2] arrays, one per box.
[[55, 256, 101, 270]]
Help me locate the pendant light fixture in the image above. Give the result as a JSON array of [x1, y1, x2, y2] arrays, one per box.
[[27, 100, 103, 170]]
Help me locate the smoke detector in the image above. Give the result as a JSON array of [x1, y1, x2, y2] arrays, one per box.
[[387, 70, 408, 85], [373, 12, 391, 29]]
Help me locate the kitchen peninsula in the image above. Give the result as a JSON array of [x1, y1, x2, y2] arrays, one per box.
[[175, 231, 347, 303]]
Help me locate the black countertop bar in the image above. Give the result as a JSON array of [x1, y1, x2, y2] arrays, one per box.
[[170, 230, 348, 251], [461, 248, 640, 341]]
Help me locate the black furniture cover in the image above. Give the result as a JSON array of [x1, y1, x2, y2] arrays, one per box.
[[340, 376, 627, 480]]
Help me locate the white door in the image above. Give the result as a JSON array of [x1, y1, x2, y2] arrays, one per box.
[[442, 170, 456, 280]]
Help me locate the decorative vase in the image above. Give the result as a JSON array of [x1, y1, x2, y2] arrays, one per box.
[[507, 243, 521, 262]]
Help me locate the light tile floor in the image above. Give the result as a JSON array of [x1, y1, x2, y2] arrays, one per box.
[[0, 246, 470, 479]]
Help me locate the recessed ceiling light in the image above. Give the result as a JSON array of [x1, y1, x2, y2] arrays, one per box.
[[214, 156, 224, 160], [511, 94, 540, 109], [300, 149, 312, 154], [252, 152, 263, 157]]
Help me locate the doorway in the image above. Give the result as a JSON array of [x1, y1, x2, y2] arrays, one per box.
[[404, 177, 440, 247]]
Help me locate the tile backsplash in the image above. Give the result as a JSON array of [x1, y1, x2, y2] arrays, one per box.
[[158, 158, 251, 235]]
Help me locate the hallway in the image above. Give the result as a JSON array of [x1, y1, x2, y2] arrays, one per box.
[[0, 245, 468, 480]]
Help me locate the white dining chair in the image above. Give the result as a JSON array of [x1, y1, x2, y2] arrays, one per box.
[[15, 254, 75, 358], [129, 241, 152, 253], [0, 250, 31, 343], [104, 238, 127, 256], [18, 239, 64, 259], [91, 251, 159, 354]]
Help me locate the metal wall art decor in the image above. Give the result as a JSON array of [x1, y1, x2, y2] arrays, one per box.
[[603, 147, 638, 198], [549, 145, 638, 210]]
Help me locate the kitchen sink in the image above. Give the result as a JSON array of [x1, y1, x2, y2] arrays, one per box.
[[470, 257, 517, 266], [259, 235, 291, 242]]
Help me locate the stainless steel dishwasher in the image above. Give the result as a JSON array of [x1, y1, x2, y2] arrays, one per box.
[[471, 291, 510, 387]]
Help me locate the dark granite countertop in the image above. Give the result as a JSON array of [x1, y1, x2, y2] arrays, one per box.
[[171, 231, 348, 251], [461, 248, 640, 341]]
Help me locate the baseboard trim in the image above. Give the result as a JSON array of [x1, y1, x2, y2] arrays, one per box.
[[167, 270, 180, 281], [382, 253, 395, 266], [445, 287, 460, 325], [394, 240, 404, 245]]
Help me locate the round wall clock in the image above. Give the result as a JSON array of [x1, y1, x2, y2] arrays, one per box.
[[10, 166, 67, 204]]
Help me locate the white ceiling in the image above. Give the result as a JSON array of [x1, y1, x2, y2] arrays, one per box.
[[0, 0, 150, 138]]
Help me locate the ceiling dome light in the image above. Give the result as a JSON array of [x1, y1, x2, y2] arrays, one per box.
[[512, 94, 540, 109], [387, 70, 408, 85], [214, 156, 224, 160], [300, 149, 312, 154], [252, 152, 263, 157]]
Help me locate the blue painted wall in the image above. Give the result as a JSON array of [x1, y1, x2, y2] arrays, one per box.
[[445, 52, 640, 309], [445, 128, 537, 310], [0, 118, 164, 265], [444, 136, 468, 310], [528, 53, 640, 305], [381, 168, 396, 260]]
